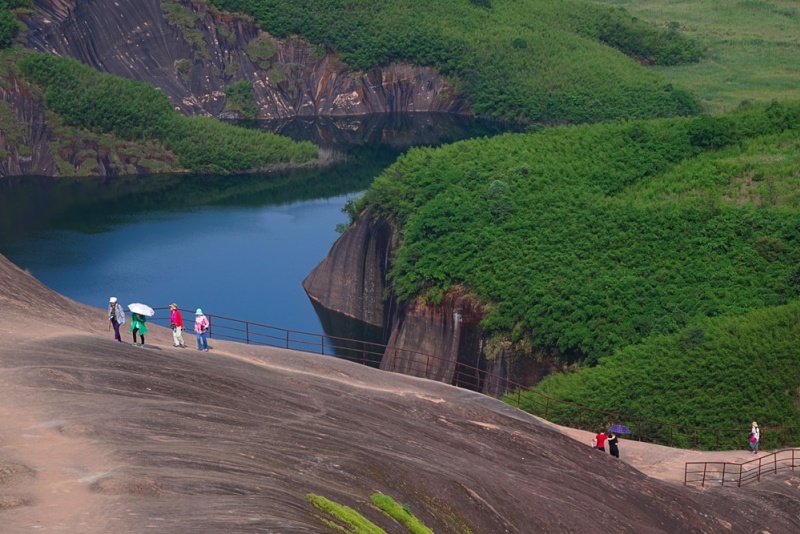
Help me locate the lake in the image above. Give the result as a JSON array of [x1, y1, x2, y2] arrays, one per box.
[[0, 113, 517, 348]]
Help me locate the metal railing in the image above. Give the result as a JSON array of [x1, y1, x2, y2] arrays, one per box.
[[152, 307, 800, 451], [685, 449, 800, 486]]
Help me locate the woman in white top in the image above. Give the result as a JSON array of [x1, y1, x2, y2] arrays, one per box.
[[750, 421, 760, 454]]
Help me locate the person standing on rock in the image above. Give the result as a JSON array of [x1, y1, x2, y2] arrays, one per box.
[[591, 429, 608, 453], [169, 303, 186, 348], [108, 296, 125, 342], [606, 431, 620, 458], [194, 308, 210, 352], [130, 312, 147, 346], [750, 421, 760, 454]]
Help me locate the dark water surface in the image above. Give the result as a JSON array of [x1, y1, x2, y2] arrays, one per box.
[[0, 113, 517, 341]]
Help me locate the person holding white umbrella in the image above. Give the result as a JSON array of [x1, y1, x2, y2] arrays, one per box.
[[128, 303, 154, 347]]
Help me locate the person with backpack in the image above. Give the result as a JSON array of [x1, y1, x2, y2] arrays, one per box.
[[194, 308, 210, 352]]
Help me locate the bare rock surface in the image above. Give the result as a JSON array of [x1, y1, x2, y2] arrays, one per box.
[[2, 251, 800, 533], [25, 0, 467, 119]]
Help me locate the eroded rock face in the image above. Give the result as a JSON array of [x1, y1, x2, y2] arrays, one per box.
[[302, 215, 393, 328], [304, 214, 549, 393], [25, 0, 468, 119]]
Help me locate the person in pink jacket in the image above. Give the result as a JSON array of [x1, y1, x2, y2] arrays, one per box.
[[169, 303, 186, 348], [194, 308, 210, 351]]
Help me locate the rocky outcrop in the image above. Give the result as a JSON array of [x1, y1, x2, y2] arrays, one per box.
[[25, 0, 468, 119], [0, 71, 179, 177], [302, 215, 394, 329], [304, 214, 549, 394]]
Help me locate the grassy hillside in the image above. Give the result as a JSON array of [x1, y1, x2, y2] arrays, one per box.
[[351, 102, 800, 429], [14, 52, 318, 173], [588, 0, 800, 113], [208, 0, 702, 123], [529, 300, 800, 433]]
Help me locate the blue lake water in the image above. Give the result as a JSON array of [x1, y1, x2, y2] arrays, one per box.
[[0, 113, 517, 341]]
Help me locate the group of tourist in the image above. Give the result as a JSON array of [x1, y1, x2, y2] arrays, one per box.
[[591, 430, 620, 458], [591, 421, 762, 458], [107, 297, 210, 351]]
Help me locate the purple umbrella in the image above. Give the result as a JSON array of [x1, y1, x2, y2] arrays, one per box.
[[609, 424, 631, 434]]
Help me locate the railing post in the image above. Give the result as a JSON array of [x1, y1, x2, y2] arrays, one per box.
[[702, 463, 708, 487], [693, 428, 698, 449], [246, 322, 250, 345], [517, 388, 521, 409], [544, 397, 550, 419], [285, 330, 289, 349], [721, 463, 726, 487], [716, 429, 720, 451], [321, 335, 325, 355]]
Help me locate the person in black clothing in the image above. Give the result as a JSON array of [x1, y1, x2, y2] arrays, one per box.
[[606, 431, 620, 458]]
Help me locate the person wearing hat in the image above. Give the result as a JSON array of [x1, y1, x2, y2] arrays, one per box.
[[194, 308, 210, 352], [107, 297, 125, 342], [169, 303, 186, 348]]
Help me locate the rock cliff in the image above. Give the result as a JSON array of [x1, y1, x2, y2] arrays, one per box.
[[303, 214, 551, 394], [25, 0, 468, 119], [0, 69, 179, 177]]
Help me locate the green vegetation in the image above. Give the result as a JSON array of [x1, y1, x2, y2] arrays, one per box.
[[0, 1, 31, 49], [16, 52, 317, 172], [353, 101, 800, 427], [207, 0, 702, 123], [161, 0, 209, 59], [225, 79, 258, 119], [306, 494, 387, 534], [525, 300, 800, 440], [371, 494, 433, 534], [587, 0, 800, 113], [306, 493, 436, 533]]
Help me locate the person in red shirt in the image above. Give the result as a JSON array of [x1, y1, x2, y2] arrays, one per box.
[[591, 430, 608, 452], [169, 303, 186, 348]]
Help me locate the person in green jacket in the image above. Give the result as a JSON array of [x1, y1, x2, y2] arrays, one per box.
[[131, 312, 148, 346]]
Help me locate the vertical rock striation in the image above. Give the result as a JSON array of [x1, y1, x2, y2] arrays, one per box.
[[302, 215, 393, 328], [25, 0, 468, 119], [304, 214, 547, 394]]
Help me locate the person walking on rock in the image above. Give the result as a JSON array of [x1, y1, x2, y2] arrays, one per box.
[[130, 312, 147, 346], [108, 296, 125, 342], [591, 429, 608, 453], [750, 421, 760, 454], [194, 308, 209, 352], [169, 303, 186, 348], [606, 431, 620, 458]]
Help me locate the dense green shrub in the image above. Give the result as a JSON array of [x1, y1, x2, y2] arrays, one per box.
[[207, 0, 702, 123], [528, 301, 800, 431], [360, 102, 800, 361], [17, 52, 317, 172]]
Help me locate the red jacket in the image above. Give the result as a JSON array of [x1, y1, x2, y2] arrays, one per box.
[[170, 309, 184, 328], [595, 433, 608, 449]]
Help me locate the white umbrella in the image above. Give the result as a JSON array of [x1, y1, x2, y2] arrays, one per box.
[[128, 303, 155, 317]]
